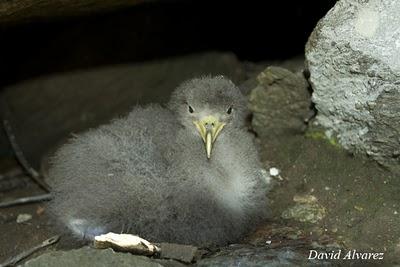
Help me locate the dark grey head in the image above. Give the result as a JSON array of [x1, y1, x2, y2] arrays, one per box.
[[168, 76, 248, 158]]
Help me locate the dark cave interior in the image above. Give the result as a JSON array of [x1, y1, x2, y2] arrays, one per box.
[[0, 1, 336, 88]]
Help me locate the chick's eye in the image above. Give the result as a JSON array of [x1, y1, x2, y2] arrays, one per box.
[[227, 106, 233, 114], [188, 105, 194, 113]]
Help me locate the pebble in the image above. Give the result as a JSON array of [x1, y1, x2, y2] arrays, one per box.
[[269, 167, 280, 177], [16, 213, 32, 223]]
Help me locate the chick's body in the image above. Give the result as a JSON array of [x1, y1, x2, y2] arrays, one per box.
[[49, 77, 270, 247]]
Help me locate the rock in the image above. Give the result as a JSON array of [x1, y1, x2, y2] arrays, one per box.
[[22, 247, 163, 267], [158, 243, 200, 263], [248, 66, 311, 139], [195, 244, 325, 267], [153, 259, 187, 267], [305, 0, 400, 172], [16, 213, 32, 223], [281, 201, 326, 224], [282, 195, 325, 224]]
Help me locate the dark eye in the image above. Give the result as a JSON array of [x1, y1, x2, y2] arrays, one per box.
[[188, 105, 194, 113], [227, 106, 233, 114]]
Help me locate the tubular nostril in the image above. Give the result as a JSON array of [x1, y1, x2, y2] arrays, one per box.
[[205, 123, 208, 126], [211, 123, 215, 127]]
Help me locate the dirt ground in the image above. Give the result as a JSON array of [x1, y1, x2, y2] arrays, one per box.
[[0, 159, 86, 265], [260, 127, 400, 264]]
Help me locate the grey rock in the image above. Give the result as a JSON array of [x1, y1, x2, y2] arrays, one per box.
[[195, 245, 330, 267], [248, 66, 311, 138], [153, 259, 187, 267], [22, 247, 163, 267], [281, 203, 326, 224], [159, 243, 200, 263], [281, 194, 326, 224], [305, 0, 400, 171]]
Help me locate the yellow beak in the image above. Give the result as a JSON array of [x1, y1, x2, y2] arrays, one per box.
[[193, 116, 225, 159]]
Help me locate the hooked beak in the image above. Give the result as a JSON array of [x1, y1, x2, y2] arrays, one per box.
[[193, 116, 225, 159]]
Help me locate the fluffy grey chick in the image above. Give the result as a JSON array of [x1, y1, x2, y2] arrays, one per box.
[[48, 76, 271, 247]]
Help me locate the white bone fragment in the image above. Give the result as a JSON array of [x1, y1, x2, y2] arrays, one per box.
[[94, 232, 160, 255]]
